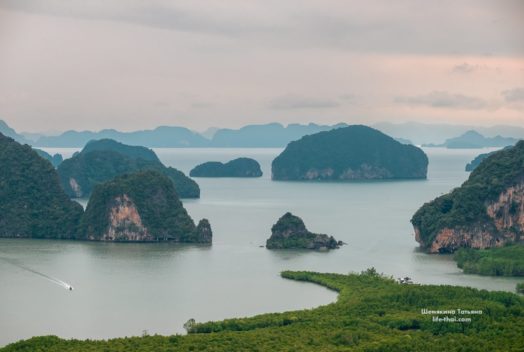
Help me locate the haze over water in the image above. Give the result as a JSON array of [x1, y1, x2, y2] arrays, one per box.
[[0, 147, 519, 346]]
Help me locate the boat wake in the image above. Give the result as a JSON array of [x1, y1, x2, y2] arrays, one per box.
[[0, 257, 73, 291]]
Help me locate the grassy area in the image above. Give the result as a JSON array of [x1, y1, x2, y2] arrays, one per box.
[[454, 244, 524, 277], [2, 268, 523, 351]]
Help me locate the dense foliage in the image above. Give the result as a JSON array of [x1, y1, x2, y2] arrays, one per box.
[[80, 171, 211, 243], [81, 139, 160, 162], [411, 141, 524, 247], [0, 133, 83, 238], [465, 147, 510, 172], [33, 148, 63, 168], [57, 139, 199, 198], [266, 212, 341, 250], [517, 283, 524, 294], [454, 244, 524, 276], [272, 125, 428, 180], [3, 269, 524, 351], [190, 158, 262, 177]]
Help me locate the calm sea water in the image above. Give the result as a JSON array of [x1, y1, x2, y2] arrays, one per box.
[[0, 147, 520, 346]]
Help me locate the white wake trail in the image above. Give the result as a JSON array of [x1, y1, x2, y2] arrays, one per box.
[[0, 257, 74, 291]]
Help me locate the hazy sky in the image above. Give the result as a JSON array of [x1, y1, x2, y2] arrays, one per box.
[[0, 0, 523, 133]]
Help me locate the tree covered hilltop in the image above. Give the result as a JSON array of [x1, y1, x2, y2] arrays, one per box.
[[2, 269, 523, 351], [57, 139, 200, 198], [272, 125, 428, 181], [190, 158, 262, 177], [80, 171, 211, 243], [0, 133, 83, 239], [411, 141, 524, 254]]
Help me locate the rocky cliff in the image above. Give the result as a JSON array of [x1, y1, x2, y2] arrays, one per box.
[[266, 212, 342, 250], [80, 171, 211, 243], [271, 125, 427, 180], [412, 141, 524, 253]]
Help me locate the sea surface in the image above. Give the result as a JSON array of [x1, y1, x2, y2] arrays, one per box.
[[0, 147, 520, 346]]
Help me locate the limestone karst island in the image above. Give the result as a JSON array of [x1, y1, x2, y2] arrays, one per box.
[[1, 1, 523, 351]]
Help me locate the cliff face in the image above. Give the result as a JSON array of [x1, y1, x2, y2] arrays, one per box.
[[80, 171, 211, 243], [271, 125, 428, 181], [266, 212, 342, 250], [98, 194, 152, 241], [412, 142, 524, 253]]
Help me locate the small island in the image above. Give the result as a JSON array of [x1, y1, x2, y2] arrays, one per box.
[[58, 139, 200, 198], [80, 170, 212, 243], [189, 158, 262, 177], [271, 125, 428, 180], [266, 212, 343, 250], [411, 141, 524, 254]]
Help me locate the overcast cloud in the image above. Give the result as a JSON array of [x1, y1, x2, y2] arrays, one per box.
[[0, 0, 523, 132]]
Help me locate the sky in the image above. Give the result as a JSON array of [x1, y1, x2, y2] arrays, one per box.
[[0, 0, 523, 133]]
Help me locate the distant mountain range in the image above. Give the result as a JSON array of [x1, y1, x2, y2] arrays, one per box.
[[2, 119, 523, 148], [0, 120, 30, 144], [423, 130, 518, 149]]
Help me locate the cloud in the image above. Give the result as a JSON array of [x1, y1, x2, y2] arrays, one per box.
[[269, 96, 340, 110], [1, 0, 523, 55], [502, 87, 524, 102], [452, 63, 478, 74], [396, 91, 488, 110]]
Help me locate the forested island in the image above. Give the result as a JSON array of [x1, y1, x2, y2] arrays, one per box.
[[0, 133, 83, 238], [271, 125, 428, 180], [189, 158, 262, 177], [0, 134, 210, 243], [57, 139, 200, 198], [266, 213, 343, 250], [411, 141, 524, 254], [80, 171, 211, 243], [2, 269, 523, 351]]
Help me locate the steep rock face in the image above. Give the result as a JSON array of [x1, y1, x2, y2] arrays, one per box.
[[411, 141, 524, 253], [101, 195, 151, 241], [190, 158, 263, 177], [272, 125, 428, 180], [266, 212, 342, 250], [0, 133, 83, 238], [80, 171, 211, 243], [57, 139, 199, 198]]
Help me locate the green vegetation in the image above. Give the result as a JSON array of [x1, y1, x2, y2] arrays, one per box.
[[57, 139, 199, 198], [80, 171, 211, 243], [266, 212, 342, 250], [3, 269, 524, 351], [454, 244, 524, 276], [0, 133, 83, 238], [411, 141, 524, 248], [190, 158, 262, 177], [517, 283, 524, 294], [272, 125, 428, 180]]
